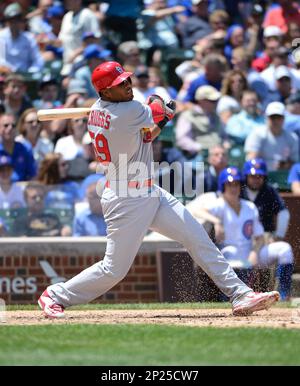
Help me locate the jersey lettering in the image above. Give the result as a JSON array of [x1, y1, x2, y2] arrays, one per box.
[[105, 114, 111, 130], [88, 110, 111, 130]]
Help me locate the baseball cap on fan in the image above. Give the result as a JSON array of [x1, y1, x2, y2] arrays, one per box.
[[4, 2, 22, 19], [195, 85, 221, 101], [46, 5, 65, 19], [263, 26, 283, 39], [252, 3, 264, 16], [192, 0, 207, 4], [83, 44, 112, 61], [275, 65, 291, 80], [265, 101, 285, 117]]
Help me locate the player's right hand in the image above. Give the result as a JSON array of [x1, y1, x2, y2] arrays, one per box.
[[146, 94, 176, 129], [165, 100, 176, 121]]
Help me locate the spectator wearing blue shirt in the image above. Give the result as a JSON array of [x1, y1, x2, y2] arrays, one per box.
[[284, 91, 300, 135], [73, 182, 107, 237], [184, 54, 227, 102], [104, 0, 144, 44], [41, 4, 65, 60], [177, 0, 212, 49], [79, 173, 105, 200], [36, 153, 80, 210], [0, 113, 37, 182], [214, 0, 250, 24], [224, 24, 245, 62], [0, 3, 44, 73], [74, 44, 112, 98], [288, 163, 300, 195], [225, 90, 265, 145]]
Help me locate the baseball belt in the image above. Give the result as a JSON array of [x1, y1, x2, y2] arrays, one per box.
[[105, 178, 153, 189]]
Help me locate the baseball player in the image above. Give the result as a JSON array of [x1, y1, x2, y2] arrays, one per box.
[[241, 158, 294, 300], [38, 61, 279, 318], [196, 166, 294, 300]]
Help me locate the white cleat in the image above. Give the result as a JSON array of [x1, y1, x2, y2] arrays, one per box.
[[232, 291, 280, 316], [38, 290, 65, 319]]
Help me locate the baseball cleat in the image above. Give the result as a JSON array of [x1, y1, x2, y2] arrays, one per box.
[[232, 291, 280, 316], [38, 290, 65, 319]]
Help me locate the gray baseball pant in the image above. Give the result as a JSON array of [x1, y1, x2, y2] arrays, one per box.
[[48, 186, 252, 307]]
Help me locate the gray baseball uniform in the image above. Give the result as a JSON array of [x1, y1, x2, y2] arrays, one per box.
[[47, 98, 252, 306]]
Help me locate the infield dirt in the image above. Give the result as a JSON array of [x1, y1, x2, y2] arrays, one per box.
[[3, 308, 300, 329]]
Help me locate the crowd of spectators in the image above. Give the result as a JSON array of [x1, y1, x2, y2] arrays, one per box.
[[0, 0, 300, 249]]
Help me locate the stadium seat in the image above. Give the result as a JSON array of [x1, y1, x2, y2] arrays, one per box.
[[158, 122, 175, 144], [228, 145, 246, 169], [267, 170, 290, 192], [160, 48, 194, 90], [0, 208, 27, 235], [47, 208, 74, 227]]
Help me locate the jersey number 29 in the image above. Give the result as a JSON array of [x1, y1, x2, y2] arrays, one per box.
[[89, 131, 111, 163]]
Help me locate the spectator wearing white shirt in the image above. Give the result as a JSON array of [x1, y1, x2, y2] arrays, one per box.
[[54, 116, 87, 161], [260, 47, 300, 92], [27, 0, 54, 35], [59, 0, 101, 76], [0, 3, 44, 73], [0, 152, 25, 209]]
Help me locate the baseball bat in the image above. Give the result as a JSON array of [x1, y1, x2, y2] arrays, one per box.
[[37, 108, 91, 121]]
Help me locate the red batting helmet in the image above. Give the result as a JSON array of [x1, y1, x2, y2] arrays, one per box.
[[91, 61, 133, 92]]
